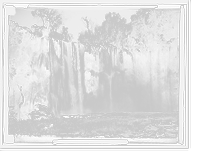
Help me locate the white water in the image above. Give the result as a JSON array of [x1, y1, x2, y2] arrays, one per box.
[[49, 38, 85, 116], [49, 38, 123, 116], [49, 38, 63, 116], [61, 41, 78, 114], [99, 45, 121, 112], [75, 43, 85, 114], [119, 50, 123, 64]]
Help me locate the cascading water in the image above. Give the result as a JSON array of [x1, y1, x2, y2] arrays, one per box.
[[99, 45, 121, 112], [74, 43, 85, 114], [63, 42, 78, 114], [49, 38, 84, 116], [49, 38, 126, 116], [119, 50, 124, 64], [49, 38, 63, 116], [10, 35, 179, 118]]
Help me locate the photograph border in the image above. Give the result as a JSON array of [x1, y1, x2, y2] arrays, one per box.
[[0, 0, 189, 149]]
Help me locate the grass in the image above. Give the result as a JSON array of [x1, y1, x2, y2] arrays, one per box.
[[9, 112, 178, 138]]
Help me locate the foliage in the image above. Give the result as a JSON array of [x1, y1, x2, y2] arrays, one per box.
[[8, 21, 34, 91], [100, 12, 131, 46], [8, 14, 51, 119], [78, 29, 95, 47], [32, 9, 62, 36], [8, 8, 73, 120], [79, 12, 131, 49], [78, 17, 94, 46], [62, 26, 71, 42]]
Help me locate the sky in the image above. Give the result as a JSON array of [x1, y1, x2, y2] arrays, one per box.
[[10, 7, 137, 40]]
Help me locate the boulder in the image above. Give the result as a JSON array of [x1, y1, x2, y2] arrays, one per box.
[[156, 128, 165, 137], [37, 123, 53, 132], [143, 124, 165, 137], [29, 104, 53, 120]]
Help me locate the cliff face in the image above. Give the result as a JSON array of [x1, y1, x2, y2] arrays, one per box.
[[8, 22, 178, 118], [8, 22, 128, 118]]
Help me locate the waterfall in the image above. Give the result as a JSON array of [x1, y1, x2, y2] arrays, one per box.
[[49, 38, 84, 116], [119, 50, 123, 64], [49, 38, 63, 116], [63, 42, 78, 114], [73, 42, 84, 114], [26, 38, 180, 117], [99, 45, 122, 112], [48, 41, 85, 115]]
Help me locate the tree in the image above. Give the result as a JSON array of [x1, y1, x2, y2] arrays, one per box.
[[102, 12, 126, 48], [79, 31, 94, 44], [31, 9, 62, 77], [62, 26, 71, 42], [32, 9, 62, 36], [83, 17, 91, 34], [79, 12, 127, 48], [94, 26, 105, 43], [79, 17, 96, 44]]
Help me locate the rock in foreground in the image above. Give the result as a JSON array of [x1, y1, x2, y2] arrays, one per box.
[[29, 104, 53, 120]]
